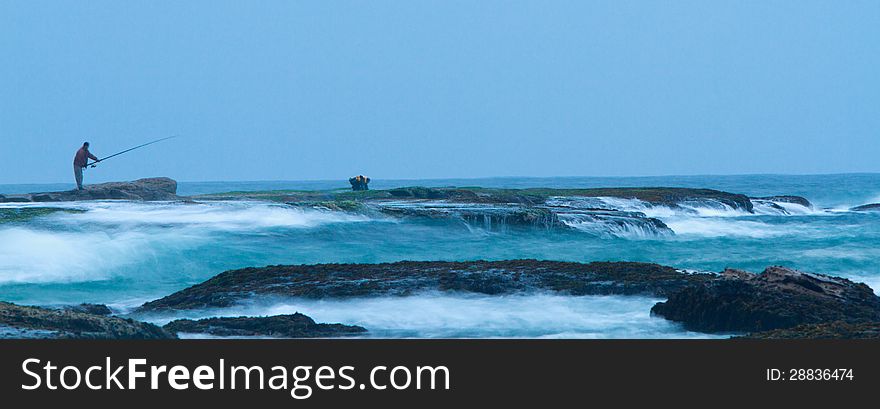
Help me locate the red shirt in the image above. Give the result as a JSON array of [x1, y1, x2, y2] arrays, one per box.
[[74, 147, 98, 167]]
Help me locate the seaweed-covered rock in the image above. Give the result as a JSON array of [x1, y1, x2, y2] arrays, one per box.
[[0, 302, 175, 339], [138, 260, 713, 311], [164, 313, 366, 338], [738, 321, 880, 339], [0, 177, 179, 202], [651, 267, 880, 333]]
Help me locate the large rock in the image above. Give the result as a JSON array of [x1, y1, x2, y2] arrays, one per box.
[[138, 260, 713, 312], [651, 267, 880, 333], [164, 313, 367, 338], [0, 177, 179, 202], [0, 302, 175, 339]]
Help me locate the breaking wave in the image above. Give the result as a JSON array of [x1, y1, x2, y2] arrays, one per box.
[[136, 293, 724, 339], [0, 201, 380, 285], [53, 201, 374, 230], [556, 213, 670, 239], [0, 227, 151, 284], [547, 196, 836, 238]]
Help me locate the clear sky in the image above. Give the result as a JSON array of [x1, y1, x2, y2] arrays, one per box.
[[1, 1, 878, 184]]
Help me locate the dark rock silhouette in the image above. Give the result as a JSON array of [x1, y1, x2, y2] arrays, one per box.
[[0, 302, 175, 339], [164, 313, 367, 338], [651, 266, 880, 333]]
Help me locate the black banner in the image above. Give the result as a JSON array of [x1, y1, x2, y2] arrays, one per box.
[[1, 340, 876, 406]]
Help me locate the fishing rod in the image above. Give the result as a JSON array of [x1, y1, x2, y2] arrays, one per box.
[[87, 136, 177, 168]]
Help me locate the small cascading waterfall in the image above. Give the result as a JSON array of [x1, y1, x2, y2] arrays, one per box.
[[554, 212, 673, 239]]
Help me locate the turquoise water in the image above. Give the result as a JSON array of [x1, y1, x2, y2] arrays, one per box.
[[2, 174, 879, 338]]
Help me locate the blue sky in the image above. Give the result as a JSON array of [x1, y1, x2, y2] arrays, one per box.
[[1, 1, 878, 184]]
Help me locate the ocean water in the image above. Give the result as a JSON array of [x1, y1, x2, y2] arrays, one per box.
[[2, 174, 879, 338]]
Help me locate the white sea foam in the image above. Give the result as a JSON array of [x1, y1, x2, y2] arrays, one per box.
[[663, 218, 803, 238], [0, 227, 156, 284], [48, 201, 374, 231], [138, 293, 724, 339]]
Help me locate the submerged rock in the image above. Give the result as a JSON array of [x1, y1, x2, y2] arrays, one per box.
[[138, 260, 713, 312], [851, 203, 880, 212], [164, 313, 367, 338], [0, 177, 179, 202], [651, 267, 880, 333], [739, 321, 880, 339], [0, 302, 175, 339]]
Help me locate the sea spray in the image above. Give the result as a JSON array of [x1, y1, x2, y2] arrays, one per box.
[[133, 292, 725, 339]]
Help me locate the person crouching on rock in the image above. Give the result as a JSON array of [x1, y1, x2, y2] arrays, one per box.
[[73, 142, 98, 190], [349, 175, 371, 191]]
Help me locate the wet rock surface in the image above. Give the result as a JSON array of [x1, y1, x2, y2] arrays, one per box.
[[651, 266, 880, 333], [164, 313, 367, 338], [0, 302, 175, 339], [0, 177, 179, 202], [138, 260, 713, 311]]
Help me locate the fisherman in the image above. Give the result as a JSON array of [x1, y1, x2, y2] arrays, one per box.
[[73, 142, 98, 190]]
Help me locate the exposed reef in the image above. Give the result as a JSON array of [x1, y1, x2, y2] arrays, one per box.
[[137, 260, 714, 312], [164, 313, 367, 338], [651, 266, 880, 333], [194, 186, 815, 235], [0, 302, 175, 339], [0, 177, 180, 203]]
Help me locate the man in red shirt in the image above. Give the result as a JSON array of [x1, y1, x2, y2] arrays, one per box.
[[73, 142, 99, 190]]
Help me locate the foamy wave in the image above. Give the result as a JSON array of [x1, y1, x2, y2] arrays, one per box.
[[0, 227, 153, 284], [663, 218, 788, 238], [51, 201, 374, 230], [136, 293, 723, 339], [557, 215, 669, 239]]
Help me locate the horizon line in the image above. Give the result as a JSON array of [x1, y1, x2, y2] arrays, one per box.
[[3, 171, 880, 186]]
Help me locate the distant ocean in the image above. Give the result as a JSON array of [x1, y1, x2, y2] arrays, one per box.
[[2, 174, 879, 338]]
